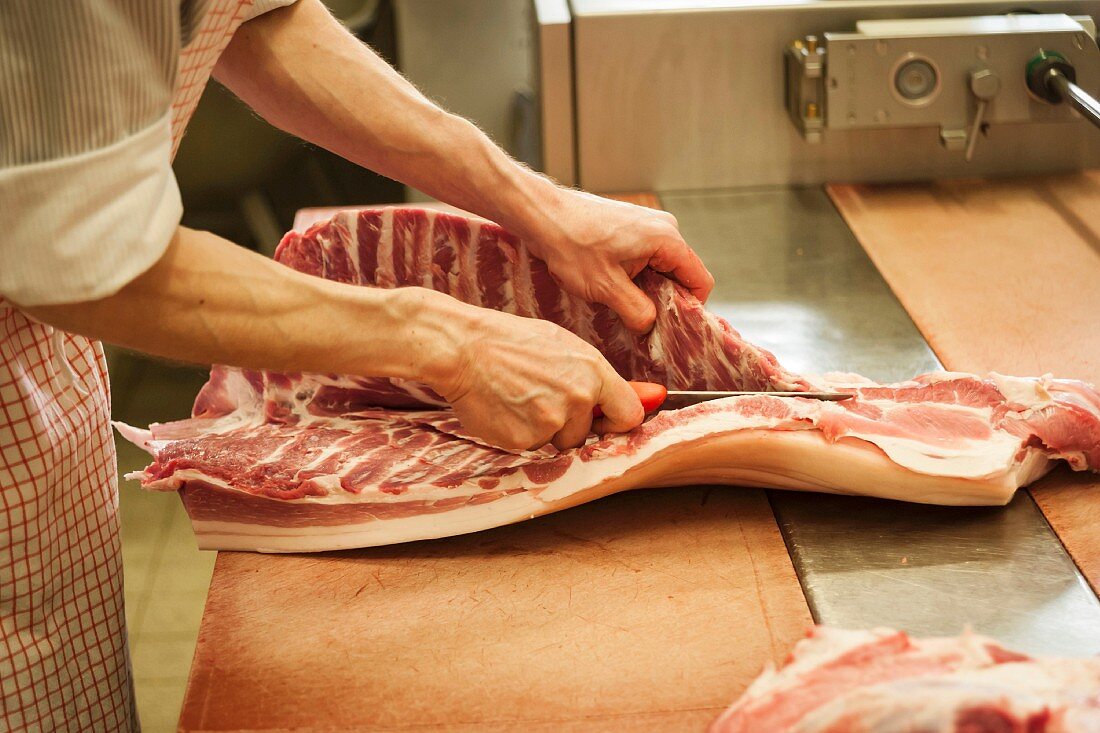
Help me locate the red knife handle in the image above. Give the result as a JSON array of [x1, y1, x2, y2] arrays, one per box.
[[593, 381, 668, 418]]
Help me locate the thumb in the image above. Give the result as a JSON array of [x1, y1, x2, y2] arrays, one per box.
[[592, 369, 645, 435], [599, 272, 657, 333]]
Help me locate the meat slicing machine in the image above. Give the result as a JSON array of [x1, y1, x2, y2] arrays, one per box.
[[532, 0, 1100, 656]]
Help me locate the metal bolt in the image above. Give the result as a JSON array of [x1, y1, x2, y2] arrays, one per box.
[[805, 36, 819, 53], [875, 40, 889, 56], [976, 45, 989, 60], [806, 102, 820, 119], [874, 109, 888, 122], [848, 44, 857, 55], [970, 68, 1001, 100], [848, 112, 857, 123]]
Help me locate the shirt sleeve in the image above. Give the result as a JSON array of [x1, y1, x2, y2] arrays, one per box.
[[0, 2, 182, 307]]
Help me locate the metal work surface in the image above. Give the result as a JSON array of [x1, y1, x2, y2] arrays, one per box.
[[773, 492, 1100, 657], [660, 187, 1100, 656], [661, 187, 939, 380]]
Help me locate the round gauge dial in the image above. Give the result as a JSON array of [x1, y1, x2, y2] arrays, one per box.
[[893, 56, 940, 105]]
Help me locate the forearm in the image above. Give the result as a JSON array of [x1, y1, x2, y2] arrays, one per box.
[[22, 227, 464, 386], [212, 0, 712, 336], [213, 0, 564, 241]]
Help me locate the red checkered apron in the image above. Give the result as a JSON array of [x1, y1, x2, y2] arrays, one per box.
[[1, 2, 257, 729]]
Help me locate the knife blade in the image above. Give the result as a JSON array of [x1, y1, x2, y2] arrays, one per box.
[[659, 389, 853, 410], [594, 381, 852, 417]]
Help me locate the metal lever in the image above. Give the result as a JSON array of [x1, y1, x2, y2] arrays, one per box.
[[965, 68, 1000, 161], [1027, 50, 1100, 130]]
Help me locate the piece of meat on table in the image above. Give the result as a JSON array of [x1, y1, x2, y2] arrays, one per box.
[[262, 206, 808, 409], [114, 207, 1100, 553], [710, 626, 1100, 733]]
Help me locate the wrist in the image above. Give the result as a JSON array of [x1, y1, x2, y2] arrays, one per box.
[[447, 117, 569, 249], [495, 169, 570, 253], [389, 287, 471, 395]]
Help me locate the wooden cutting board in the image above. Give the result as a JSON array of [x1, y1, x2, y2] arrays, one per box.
[[179, 193, 812, 732], [828, 173, 1100, 594], [181, 490, 809, 732]]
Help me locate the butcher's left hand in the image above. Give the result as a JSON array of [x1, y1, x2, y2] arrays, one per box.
[[523, 190, 715, 333]]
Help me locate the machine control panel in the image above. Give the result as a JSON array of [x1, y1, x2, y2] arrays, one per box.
[[786, 14, 1100, 158]]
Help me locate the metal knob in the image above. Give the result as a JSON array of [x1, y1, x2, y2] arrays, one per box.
[[1026, 50, 1100, 130], [970, 68, 1001, 100]]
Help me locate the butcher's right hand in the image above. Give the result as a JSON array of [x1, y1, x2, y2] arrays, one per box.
[[431, 306, 645, 451]]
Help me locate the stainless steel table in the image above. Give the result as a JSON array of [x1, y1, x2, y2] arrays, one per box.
[[661, 187, 1100, 657]]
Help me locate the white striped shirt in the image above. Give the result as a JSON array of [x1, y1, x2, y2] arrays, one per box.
[[0, 0, 294, 307]]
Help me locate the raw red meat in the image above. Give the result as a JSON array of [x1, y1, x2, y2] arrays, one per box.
[[116, 207, 1100, 552], [710, 626, 1100, 732], [253, 207, 807, 411]]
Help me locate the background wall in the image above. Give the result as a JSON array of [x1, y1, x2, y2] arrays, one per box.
[[394, 0, 535, 200]]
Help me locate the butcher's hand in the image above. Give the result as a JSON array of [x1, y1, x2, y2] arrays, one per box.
[[517, 190, 715, 333], [429, 304, 645, 451]]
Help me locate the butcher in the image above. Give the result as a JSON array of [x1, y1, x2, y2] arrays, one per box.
[[0, 1, 713, 729]]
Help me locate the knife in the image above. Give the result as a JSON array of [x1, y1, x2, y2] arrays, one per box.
[[594, 381, 852, 417]]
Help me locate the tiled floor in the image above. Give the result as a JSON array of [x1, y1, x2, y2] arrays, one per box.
[[110, 351, 214, 733]]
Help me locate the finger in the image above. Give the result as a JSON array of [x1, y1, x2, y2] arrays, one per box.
[[648, 237, 715, 302], [592, 370, 645, 435], [551, 404, 594, 451], [525, 422, 560, 452], [597, 271, 658, 333], [462, 418, 528, 453]]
